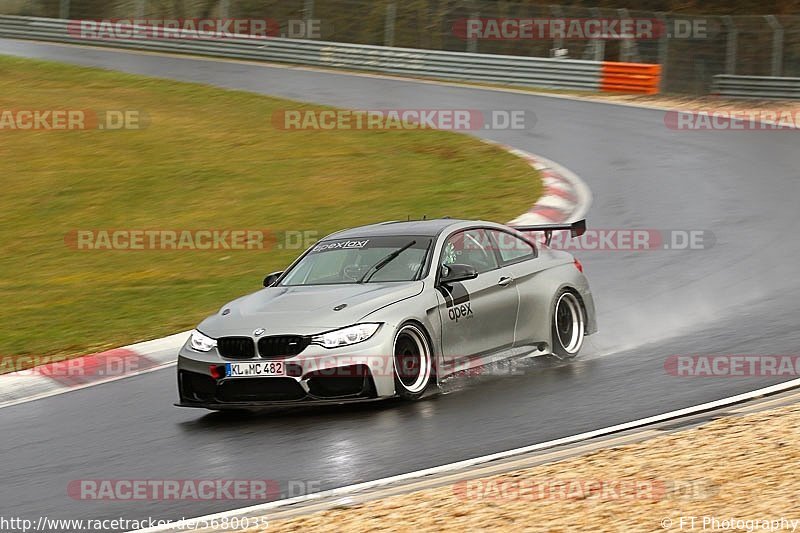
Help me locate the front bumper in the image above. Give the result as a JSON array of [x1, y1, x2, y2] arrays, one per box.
[[176, 331, 398, 408], [175, 397, 388, 410]]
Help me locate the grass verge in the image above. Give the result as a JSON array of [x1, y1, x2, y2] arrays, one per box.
[[0, 55, 541, 370]]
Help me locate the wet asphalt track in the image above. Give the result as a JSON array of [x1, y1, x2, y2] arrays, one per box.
[[1, 39, 800, 530]]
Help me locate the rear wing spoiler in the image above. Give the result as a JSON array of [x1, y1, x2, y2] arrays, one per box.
[[511, 219, 586, 246]]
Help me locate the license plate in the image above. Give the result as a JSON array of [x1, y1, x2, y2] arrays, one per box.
[[226, 361, 285, 377]]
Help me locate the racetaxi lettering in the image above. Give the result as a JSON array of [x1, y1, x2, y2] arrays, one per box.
[[311, 240, 370, 252]]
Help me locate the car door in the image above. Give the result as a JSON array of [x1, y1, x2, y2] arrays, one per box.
[[435, 228, 519, 366], [487, 229, 550, 349]]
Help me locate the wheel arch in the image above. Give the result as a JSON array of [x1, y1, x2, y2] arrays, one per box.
[[546, 283, 588, 352], [393, 318, 438, 378]]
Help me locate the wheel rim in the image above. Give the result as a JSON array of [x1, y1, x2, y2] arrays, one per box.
[[394, 325, 431, 394], [555, 292, 585, 354]]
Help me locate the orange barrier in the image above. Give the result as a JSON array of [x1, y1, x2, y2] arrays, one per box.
[[601, 62, 662, 95]]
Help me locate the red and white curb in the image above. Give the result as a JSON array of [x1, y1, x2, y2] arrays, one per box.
[[0, 146, 589, 409], [498, 145, 592, 226], [0, 331, 189, 408]]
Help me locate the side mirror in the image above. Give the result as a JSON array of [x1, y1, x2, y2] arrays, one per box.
[[263, 271, 284, 287], [439, 263, 478, 284]]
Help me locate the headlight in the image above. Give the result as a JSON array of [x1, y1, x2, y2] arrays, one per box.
[[311, 323, 381, 348], [189, 330, 217, 352]]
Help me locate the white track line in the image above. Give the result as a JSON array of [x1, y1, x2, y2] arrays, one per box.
[[134, 377, 800, 532], [0, 362, 178, 410], [0, 331, 189, 409], [534, 153, 593, 221]]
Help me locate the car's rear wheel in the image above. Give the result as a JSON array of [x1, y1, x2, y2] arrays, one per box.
[[393, 323, 432, 400], [551, 290, 585, 359]]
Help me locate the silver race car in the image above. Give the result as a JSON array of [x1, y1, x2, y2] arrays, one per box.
[[176, 218, 596, 409]]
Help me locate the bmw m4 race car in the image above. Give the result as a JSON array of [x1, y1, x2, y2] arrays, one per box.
[[176, 218, 596, 409]]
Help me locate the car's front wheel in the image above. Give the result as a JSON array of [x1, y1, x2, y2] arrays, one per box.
[[393, 323, 433, 400], [551, 290, 585, 359]]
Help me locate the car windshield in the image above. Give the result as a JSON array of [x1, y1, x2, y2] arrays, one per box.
[[279, 236, 432, 286]]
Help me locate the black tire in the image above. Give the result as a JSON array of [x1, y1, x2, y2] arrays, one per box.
[[393, 323, 433, 400], [551, 290, 586, 360]]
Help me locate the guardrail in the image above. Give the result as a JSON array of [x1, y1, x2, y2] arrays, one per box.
[[713, 75, 800, 99], [601, 62, 661, 95], [0, 15, 661, 94]]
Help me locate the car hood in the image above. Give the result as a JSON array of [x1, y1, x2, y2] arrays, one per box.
[[197, 281, 424, 337]]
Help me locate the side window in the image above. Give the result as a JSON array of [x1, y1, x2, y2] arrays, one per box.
[[490, 230, 536, 264], [441, 229, 498, 274]]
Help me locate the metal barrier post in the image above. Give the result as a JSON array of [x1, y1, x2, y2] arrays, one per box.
[[724, 16, 737, 75], [550, 4, 565, 55], [58, 0, 69, 20], [618, 8, 639, 63], [657, 12, 669, 93], [467, 11, 478, 53], [765, 15, 784, 77], [590, 7, 605, 61], [384, 2, 395, 47]]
